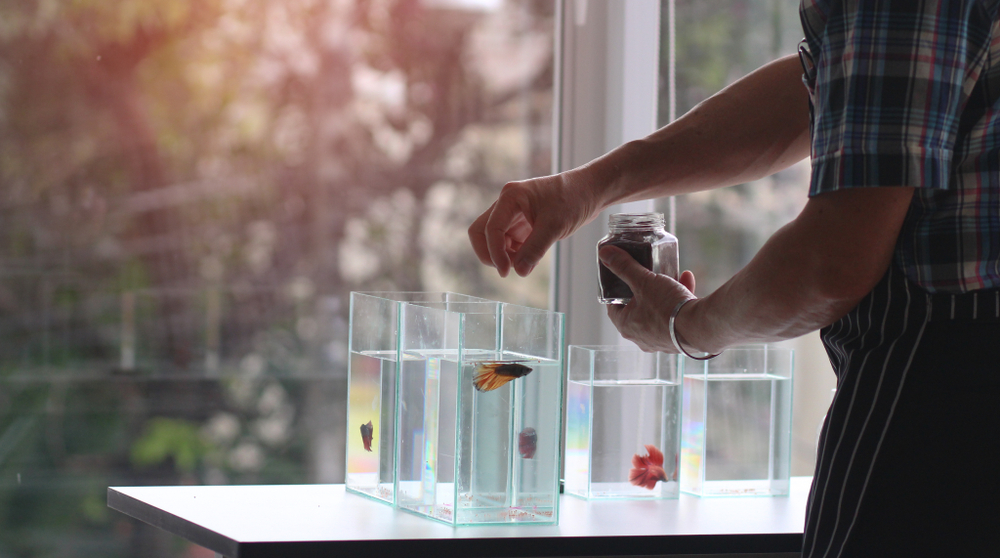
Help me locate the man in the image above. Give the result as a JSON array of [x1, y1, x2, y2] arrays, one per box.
[[469, 1, 1000, 556]]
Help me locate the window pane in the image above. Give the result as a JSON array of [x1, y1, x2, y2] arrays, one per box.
[[660, 0, 804, 293], [657, 0, 836, 478], [0, 1, 553, 555]]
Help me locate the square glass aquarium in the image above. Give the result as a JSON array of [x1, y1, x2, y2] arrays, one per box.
[[680, 345, 793, 497], [394, 300, 564, 525], [564, 346, 681, 499], [345, 292, 565, 525], [346, 292, 491, 504]]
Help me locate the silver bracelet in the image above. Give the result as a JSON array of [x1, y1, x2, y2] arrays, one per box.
[[668, 298, 721, 361]]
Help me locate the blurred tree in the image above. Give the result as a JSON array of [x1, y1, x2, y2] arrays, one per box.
[[0, 0, 225, 367], [0, 1, 553, 556], [0, 0, 553, 369]]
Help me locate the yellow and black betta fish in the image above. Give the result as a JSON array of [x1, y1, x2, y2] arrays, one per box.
[[472, 361, 533, 392]]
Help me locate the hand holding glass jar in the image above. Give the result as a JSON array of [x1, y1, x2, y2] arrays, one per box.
[[597, 241, 700, 355], [596, 212, 679, 304]]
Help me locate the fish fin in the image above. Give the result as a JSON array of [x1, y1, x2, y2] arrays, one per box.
[[473, 364, 517, 392], [628, 467, 645, 485], [629, 446, 668, 490], [629, 465, 666, 490], [361, 421, 374, 452], [631, 445, 663, 469], [644, 444, 665, 467], [629, 466, 657, 490], [518, 427, 538, 459]]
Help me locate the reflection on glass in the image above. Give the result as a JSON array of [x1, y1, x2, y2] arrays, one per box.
[[0, 1, 553, 555]]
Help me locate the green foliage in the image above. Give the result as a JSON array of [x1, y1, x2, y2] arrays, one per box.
[[130, 418, 208, 473]]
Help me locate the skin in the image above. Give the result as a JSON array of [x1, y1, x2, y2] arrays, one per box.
[[468, 54, 915, 354]]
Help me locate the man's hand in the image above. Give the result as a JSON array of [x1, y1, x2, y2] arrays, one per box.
[[598, 245, 698, 353], [468, 170, 602, 277]]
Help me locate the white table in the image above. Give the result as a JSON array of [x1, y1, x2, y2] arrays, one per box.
[[107, 477, 811, 558]]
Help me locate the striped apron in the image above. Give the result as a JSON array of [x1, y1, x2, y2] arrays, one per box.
[[803, 265, 1000, 557]]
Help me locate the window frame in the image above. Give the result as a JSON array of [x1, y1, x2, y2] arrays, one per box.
[[551, 0, 664, 346]]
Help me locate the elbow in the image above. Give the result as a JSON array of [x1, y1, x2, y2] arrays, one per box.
[[809, 258, 891, 314]]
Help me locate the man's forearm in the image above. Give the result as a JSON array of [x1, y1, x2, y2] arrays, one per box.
[[580, 54, 811, 210], [676, 187, 917, 353], [679, 221, 864, 353]]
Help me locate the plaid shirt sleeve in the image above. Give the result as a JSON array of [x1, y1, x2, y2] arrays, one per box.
[[804, 0, 996, 196]]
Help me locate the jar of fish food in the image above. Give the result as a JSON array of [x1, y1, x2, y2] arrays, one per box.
[[597, 212, 679, 304]]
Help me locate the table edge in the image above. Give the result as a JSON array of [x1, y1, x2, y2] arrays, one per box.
[[236, 533, 803, 558], [107, 483, 807, 557], [108, 487, 239, 557]]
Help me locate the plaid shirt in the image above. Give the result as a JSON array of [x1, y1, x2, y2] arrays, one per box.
[[801, 0, 1000, 293]]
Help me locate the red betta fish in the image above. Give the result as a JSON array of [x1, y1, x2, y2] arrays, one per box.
[[518, 427, 538, 459], [360, 421, 374, 452], [629, 444, 668, 490], [472, 361, 533, 392]]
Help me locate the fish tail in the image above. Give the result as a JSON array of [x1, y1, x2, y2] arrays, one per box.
[[628, 467, 645, 485], [473, 365, 516, 392], [644, 444, 665, 467]]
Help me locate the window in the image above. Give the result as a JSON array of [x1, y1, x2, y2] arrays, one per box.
[[552, 0, 834, 479], [657, 0, 835, 478], [0, 1, 554, 555], [1, 2, 835, 554]]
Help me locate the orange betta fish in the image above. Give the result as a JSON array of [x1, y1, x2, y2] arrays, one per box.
[[629, 444, 668, 490], [472, 361, 533, 392]]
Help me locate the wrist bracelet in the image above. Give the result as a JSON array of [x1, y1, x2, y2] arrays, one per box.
[[668, 298, 721, 361]]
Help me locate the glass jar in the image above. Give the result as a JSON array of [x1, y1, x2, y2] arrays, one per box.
[[597, 212, 679, 304]]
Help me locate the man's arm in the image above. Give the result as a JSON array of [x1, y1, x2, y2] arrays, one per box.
[[677, 186, 915, 353], [471, 53, 811, 277], [599, 186, 915, 353], [589, 53, 811, 208]]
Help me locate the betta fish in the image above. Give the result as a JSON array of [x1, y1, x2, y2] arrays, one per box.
[[518, 427, 538, 459], [472, 361, 533, 392], [629, 444, 668, 490], [360, 420, 374, 452]]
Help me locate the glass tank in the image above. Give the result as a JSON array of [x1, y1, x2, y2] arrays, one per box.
[[565, 346, 681, 499], [680, 345, 794, 497], [345, 292, 491, 504], [346, 292, 564, 525]]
